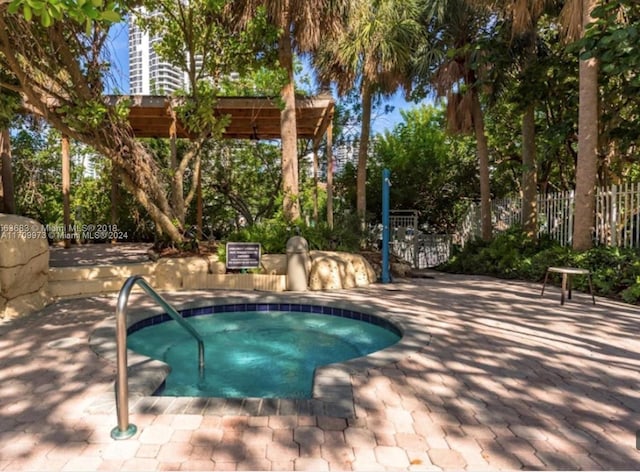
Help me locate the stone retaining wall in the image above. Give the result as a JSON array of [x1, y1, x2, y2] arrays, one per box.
[[48, 256, 287, 299], [0, 213, 378, 319]]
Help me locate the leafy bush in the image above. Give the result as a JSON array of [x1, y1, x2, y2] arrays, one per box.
[[218, 215, 363, 261], [440, 226, 640, 304], [621, 277, 640, 304], [445, 226, 558, 279]]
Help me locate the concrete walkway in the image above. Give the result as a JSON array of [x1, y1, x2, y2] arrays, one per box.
[[1, 273, 639, 470], [49, 243, 152, 267]]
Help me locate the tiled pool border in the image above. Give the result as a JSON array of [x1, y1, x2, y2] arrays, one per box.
[[89, 293, 425, 418], [127, 302, 402, 338]]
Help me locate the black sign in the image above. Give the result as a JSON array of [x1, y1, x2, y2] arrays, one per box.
[[226, 242, 261, 269]]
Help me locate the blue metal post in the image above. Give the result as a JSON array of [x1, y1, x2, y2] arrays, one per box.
[[381, 169, 391, 283]]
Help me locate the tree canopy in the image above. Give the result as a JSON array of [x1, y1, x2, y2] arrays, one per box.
[[1, 0, 639, 251]]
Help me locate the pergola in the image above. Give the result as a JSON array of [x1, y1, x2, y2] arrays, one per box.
[[59, 94, 336, 246], [115, 94, 335, 144]]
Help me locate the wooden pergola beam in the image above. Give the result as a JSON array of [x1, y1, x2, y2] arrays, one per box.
[[106, 94, 335, 143]]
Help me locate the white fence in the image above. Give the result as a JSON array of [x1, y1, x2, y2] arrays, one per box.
[[384, 184, 640, 269], [459, 183, 640, 248]]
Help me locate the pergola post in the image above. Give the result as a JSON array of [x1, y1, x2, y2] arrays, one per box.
[[326, 121, 334, 229], [61, 135, 71, 249], [312, 143, 319, 224], [110, 163, 118, 244]]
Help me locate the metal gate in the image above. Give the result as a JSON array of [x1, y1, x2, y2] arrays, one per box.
[[389, 210, 452, 269]]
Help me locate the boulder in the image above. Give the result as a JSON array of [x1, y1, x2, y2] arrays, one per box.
[[308, 251, 376, 290], [261, 254, 286, 275], [309, 252, 354, 290], [335, 252, 377, 287], [0, 214, 50, 319], [391, 261, 412, 278], [206, 255, 226, 274]]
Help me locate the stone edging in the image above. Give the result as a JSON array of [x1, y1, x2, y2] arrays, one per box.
[[88, 292, 430, 417]]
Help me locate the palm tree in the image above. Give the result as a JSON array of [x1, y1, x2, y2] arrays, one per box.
[[232, 1, 349, 222], [572, 0, 599, 250], [414, 0, 495, 241], [315, 0, 420, 229], [491, 2, 557, 240], [473, 0, 599, 249]]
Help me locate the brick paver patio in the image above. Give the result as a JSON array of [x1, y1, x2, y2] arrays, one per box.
[[1, 272, 639, 470]]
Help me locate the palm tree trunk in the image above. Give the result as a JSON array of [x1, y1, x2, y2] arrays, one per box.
[[471, 91, 492, 241], [522, 103, 538, 239], [278, 33, 300, 222], [357, 80, 373, 229], [572, 0, 599, 251]]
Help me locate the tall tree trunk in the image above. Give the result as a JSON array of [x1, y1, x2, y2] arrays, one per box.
[[521, 27, 538, 240], [115, 165, 184, 243], [357, 80, 373, 230], [196, 165, 203, 240], [471, 91, 492, 241], [61, 135, 71, 248], [169, 120, 186, 227], [278, 32, 300, 222], [573, 0, 599, 251], [522, 103, 538, 239], [0, 128, 15, 214]]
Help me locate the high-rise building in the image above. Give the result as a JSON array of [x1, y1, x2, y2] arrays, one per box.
[[128, 13, 186, 95]]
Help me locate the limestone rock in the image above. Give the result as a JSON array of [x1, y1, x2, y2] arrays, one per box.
[[0, 214, 50, 319], [206, 255, 226, 274], [2, 290, 50, 319], [391, 261, 411, 278], [0, 251, 49, 299], [261, 254, 286, 275], [309, 252, 354, 290], [308, 251, 376, 290], [335, 252, 377, 287], [154, 257, 187, 289]]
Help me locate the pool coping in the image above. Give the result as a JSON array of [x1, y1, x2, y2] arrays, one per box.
[[88, 292, 430, 417]]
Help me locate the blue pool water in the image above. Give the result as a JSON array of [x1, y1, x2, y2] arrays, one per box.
[[127, 307, 400, 398]]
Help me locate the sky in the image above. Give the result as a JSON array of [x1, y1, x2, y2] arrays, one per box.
[[105, 22, 424, 135]]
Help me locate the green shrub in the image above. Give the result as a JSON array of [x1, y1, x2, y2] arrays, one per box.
[[439, 226, 640, 304], [218, 215, 363, 262], [621, 277, 640, 304]]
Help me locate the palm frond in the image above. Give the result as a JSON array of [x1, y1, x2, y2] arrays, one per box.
[[313, 0, 421, 97]]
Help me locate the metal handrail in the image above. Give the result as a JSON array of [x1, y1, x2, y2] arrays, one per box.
[[110, 275, 205, 440]]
